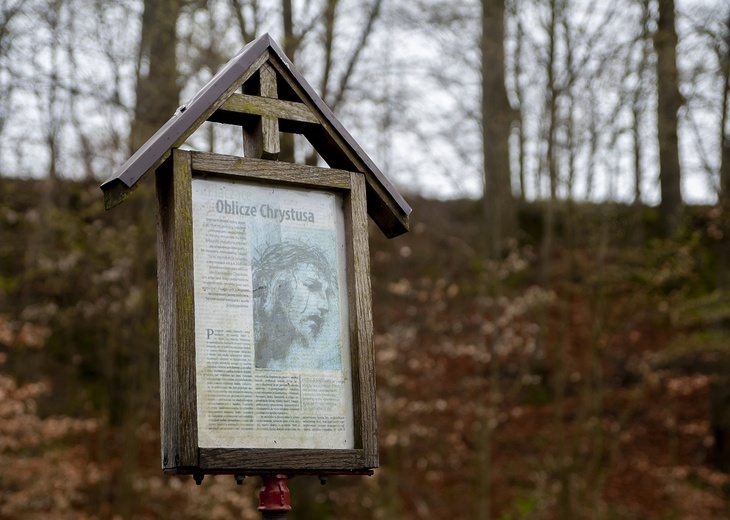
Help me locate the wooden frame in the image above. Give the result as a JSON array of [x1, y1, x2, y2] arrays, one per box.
[[156, 148, 377, 475], [105, 34, 409, 479]]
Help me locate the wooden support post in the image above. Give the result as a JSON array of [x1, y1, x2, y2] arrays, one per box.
[[244, 63, 280, 160]]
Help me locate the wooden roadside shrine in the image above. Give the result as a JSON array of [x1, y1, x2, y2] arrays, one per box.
[[100, 33, 410, 508]]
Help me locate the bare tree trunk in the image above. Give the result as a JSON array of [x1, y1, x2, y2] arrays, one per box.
[[481, 0, 516, 259], [511, 3, 526, 202], [653, 0, 683, 238], [717, 10, 730, 291], [712, 9, 730, 474], [131, 0, 182, 152], [540, 0, 560, 288], [631, 0, 651, 246]]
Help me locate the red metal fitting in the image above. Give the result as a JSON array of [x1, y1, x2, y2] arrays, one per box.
[[258, 474, 291, 512]]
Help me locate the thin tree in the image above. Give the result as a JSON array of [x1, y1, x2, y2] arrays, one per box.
[[653, 0, 684, 237], [717, 8, 730, 290], [481, 0, 517, 258], [711, 6, 730, 475], [630, 0, 653, 245]]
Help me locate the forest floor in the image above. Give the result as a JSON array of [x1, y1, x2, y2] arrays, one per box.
[[1, 180, 729, 519]]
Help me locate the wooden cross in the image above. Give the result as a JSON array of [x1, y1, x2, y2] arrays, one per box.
[[243, 63, 280, 160]]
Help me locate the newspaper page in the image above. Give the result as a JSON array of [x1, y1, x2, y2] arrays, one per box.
[[191, 177, 355, 450]]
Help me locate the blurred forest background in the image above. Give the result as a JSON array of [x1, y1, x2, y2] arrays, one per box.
[[2, 0, 730, 518]]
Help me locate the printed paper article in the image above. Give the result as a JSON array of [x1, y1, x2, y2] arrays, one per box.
[[191, 178, 354, 449]]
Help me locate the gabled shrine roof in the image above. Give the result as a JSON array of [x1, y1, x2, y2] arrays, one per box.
[[101, 33, 410, 237]]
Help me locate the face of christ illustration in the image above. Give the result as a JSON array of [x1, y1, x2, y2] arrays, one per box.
[[253, 241, 339, 370], [281, 262, 332, 342]]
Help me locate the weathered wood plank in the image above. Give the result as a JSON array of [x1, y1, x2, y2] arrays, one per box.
[[344, 173, 378, 468], [172, 150, 199, 468], [243, 63, 280, 160], [215, 93, 319, 124], [156, 159, 175, 470], [156, 149, 199, 471], [199, 448, 367, 471], [259, 63, 280, 160], [190, 152, 352, 190]]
